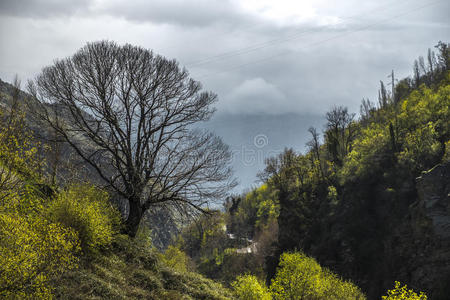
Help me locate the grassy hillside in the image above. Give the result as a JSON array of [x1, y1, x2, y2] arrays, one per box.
[[52, 234, 233, 299], [0, 95, 232, 299]]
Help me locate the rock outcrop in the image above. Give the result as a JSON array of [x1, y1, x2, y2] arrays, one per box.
[[388, 163, 450, 299], [411, 163, 450, 298]]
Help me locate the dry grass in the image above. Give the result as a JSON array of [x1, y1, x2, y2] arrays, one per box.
[[51, 234, 234, 300]]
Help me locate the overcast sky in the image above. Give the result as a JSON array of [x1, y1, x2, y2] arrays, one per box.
[[0, 0, 448, 192]]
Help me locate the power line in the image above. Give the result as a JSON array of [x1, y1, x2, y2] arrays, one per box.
[[184, 0, 422, 68], [195, 0, 444, 80]]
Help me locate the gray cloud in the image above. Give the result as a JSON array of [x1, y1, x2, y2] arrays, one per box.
[[0, 0, 92, 18], [220, 77, 288, 114], [99, 0, 250, 27], [0, 0, 448, 192], [0, 0, 250, 27]]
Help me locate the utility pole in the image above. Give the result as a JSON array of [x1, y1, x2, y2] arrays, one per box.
[[388, 70, 395, 104], [388, 70, 399, 147]]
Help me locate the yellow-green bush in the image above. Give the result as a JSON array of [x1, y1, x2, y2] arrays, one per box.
[[270, 252, 365, 300], [0, 110, 43, 200], [322, 270, 367, 300], [270, 252, 322, 299], [160, 245, 191, 273], [0, 209, 80, 299], [0, 109, 81, 298], [232, 274, 271, 300], [339, 122, 390, 182], [231, 252, 365, 300], [382, 281, 427, 300], [397, 122, 441, 171], [443, 140, 450, 163], [46, 184, 121, 254]]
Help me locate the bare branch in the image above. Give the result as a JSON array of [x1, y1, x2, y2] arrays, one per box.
[[29, 41, 235, 236]]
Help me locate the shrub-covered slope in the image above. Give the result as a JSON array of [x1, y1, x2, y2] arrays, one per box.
[[52, 234, 233, 300], [0, 103, 232, 299]]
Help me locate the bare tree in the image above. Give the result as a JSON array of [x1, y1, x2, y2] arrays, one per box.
[[435, 41, 449, 71], [427, 48, 436, 82], [378, 80, 389, 108], [359, 97, 375, 123], [324, 106, 356, 166], [258, 148, 297, 197], [413, 59, 421, 88], [418, 56, 427, 77], [388, 70, 396, 104], [27, 41, 236, 236], [306, 127, 325, 180]]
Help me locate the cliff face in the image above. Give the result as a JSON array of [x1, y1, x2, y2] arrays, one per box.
[[381, 163, 449, 300], [415, 163, 450, 240], [272, 162, 450, 300], [395, 163, 450, 299]]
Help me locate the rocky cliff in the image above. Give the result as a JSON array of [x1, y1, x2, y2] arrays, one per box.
[[388, 163, 450, 299]]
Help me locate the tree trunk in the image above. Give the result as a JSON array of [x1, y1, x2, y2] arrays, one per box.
[[125, 199, 144, 237]]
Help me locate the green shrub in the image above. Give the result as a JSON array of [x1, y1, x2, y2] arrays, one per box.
[[398, 122, 441, 171], [322, 269, 367, 300], [232, 274, 271, 300], [270, 252, 323, 299], [270, 252, 365, 300], [382, 281, 427, 300], [46, 184, 121, 254], [0, 210, 80, 299], [339, 122, 390, 183], [160, 245, 191, 273], [443, 140, 450, 163], [0, 179, 80, 298]]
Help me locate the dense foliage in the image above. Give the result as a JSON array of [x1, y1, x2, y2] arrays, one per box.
[[231, 252, 365, 300], [159, 245, 192, 273], [232, 274, 271, 300], [0, 196, 80, 298], [176, 42, 448, 299], [270, 252, 365, 300], [175, 184, 280, 285], [382, 282, 427, 300], [0, 107, 80, 298], [46, 184, 121, 255]]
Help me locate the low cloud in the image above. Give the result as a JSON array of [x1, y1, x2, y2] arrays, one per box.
[[0, 0, 91, 18], [98, 0, 247, 27], [220, 77, 289, 114]]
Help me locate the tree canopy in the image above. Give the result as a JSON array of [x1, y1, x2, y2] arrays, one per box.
[[28, 41, 236, 236]]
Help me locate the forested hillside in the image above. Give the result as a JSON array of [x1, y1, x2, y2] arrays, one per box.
[[173, 42, 449, 299], [0, 41, 448, 299]]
